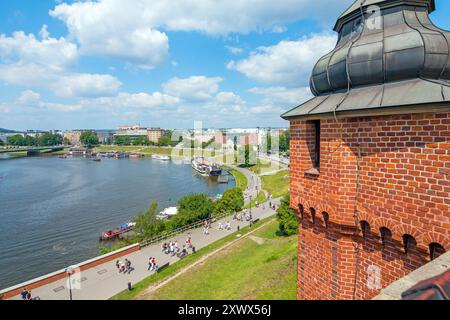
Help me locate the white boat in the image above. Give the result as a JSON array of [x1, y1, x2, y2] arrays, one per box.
[[156, 207, 178, 220], [151, 154, 171, 161], [191, 157, 222, 176]]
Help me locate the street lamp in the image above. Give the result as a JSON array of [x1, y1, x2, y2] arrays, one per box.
[[249, 195, 253, 222], [65, 266, 75, 301]]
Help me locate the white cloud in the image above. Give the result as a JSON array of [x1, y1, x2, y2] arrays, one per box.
[[162, 76, 223, 101], [86, 92, 181, 109], [0, 28, 122, 98], [50, 1, 169, 69], [7, 90, 83, 113], [228, 33, 337, 86], [216, 91, 244, 105], [225, 46, 243, 55], [249, 86, 312, 106], [56, 73, 121, 98], [0, 30, 78, 69], [49, 0, 352, 68], [18, 90, 41, 105], [0, 63, 122, 98], [249, 105, 285, 114]]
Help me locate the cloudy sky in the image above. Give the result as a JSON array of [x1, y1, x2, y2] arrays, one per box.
[[0, 0, 449, 130]]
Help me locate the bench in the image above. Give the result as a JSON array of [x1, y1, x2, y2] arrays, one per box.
[[157, 262, 170, 273]]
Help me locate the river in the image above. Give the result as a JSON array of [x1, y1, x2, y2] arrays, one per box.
[[0, 156, 234, 289]]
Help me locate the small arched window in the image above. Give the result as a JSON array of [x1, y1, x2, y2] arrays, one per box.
[[379, 227, 392, 248], [322, 212, 330, 230], [429, 243, 445, 261], [298, 204, 304, 220], [310, 208, 316, 225], [402, 234, 417, 255], [360, 221, 370, 239]]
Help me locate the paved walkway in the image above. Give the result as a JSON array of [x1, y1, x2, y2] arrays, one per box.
[[8, 198, 280, 300], [224, 163, 266, 204]]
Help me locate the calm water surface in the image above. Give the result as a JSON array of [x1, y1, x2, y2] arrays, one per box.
[[0, 156, 234, 289]]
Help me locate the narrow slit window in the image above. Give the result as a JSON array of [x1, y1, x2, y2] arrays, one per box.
[[313, 120, 321, 169]]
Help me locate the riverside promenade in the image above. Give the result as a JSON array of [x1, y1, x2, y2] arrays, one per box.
[[5, 198, 280, 300]]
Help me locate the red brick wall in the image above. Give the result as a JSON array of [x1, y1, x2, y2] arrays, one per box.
[[290, 112, 450, 300]]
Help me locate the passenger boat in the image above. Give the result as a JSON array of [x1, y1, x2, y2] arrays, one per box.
[[191, 157, 222, 176], [151, 154, 171, 161], [100, 222, 136, 241]]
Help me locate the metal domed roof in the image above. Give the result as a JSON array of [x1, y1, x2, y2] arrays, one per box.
[[282, 0, 450, 120]]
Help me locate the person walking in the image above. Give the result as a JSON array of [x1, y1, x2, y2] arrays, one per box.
[[20, 288, 29, 301], [148, 257, 153, 271]]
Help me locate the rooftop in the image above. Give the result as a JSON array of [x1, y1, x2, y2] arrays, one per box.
[[282, 0, 450, 120]]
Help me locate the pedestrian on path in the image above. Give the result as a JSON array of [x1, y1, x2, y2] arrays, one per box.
[[20, 288, 29, 301]]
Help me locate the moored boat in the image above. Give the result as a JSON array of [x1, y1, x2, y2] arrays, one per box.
[[100, 222, 136, 241], [152, 154, 171, 161], [191, 157, 222, 176]]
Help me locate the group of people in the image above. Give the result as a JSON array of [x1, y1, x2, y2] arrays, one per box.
[[20, 288, 33, 300], [218, 221, 232, 231], [161, 234, 194, 259], [115, 259, 134, 274]]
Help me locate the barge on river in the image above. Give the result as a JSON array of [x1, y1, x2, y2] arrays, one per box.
[[192, 157, 222, 176], [100, 222, 136, 241]]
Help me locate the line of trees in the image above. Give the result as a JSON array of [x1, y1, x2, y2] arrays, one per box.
[[6, 133, 63, 147], [80, 131, 99, 147], [101, 188, 245, 254]]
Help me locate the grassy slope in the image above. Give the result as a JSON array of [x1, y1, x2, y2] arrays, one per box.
[[112, 218, 273, 300], [247, 159, 280, 175], [141, 220, 297, 300], [261, 170, 290, 199], [224, 168, 248, 191]]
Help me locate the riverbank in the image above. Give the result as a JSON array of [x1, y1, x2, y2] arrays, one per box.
[[3, 197, 280, 300], [0, 156, 234, 289]]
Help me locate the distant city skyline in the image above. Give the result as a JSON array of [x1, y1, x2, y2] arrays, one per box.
[[1, 0, 449, 130]]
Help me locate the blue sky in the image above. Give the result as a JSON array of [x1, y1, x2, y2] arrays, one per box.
[[0, 0, 449, 131]]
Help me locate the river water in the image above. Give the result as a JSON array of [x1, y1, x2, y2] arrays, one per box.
[[0, 156, 234, 289]]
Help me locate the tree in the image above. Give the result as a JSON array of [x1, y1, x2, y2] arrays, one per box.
[[157, 136, 172, 147], [114, 135, 131, 146], [237, 144, 253, 167], [37, 133, 62, 146], [80, 131, 99, 147], [133, 136, 152, 146], [168, 194, 213, 229], [133, 202, 166, 241], [7, 135, 27, 146], [213, 188, 244, 216], [276, 194, 298, 236], [0, 139, 4, 146], [279, 130, 291, 154]]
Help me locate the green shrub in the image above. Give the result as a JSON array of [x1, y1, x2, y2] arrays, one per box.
[[276, 194, 298, 236]]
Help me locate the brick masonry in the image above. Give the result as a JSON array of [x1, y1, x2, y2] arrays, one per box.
[[289, 112, 450, 300]]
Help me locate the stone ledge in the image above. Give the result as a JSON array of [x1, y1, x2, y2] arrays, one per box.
[[373, 251, 450, 300]]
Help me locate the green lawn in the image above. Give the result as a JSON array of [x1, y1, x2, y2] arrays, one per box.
[[224, 167, 248, 191], [111, 218, 297, 300], [261, 170, 290, 199], [141, 219, 297, 300], [245, 159, 282, 175]]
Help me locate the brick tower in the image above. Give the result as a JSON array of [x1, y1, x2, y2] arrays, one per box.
[[282, 0, 450, 300]]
